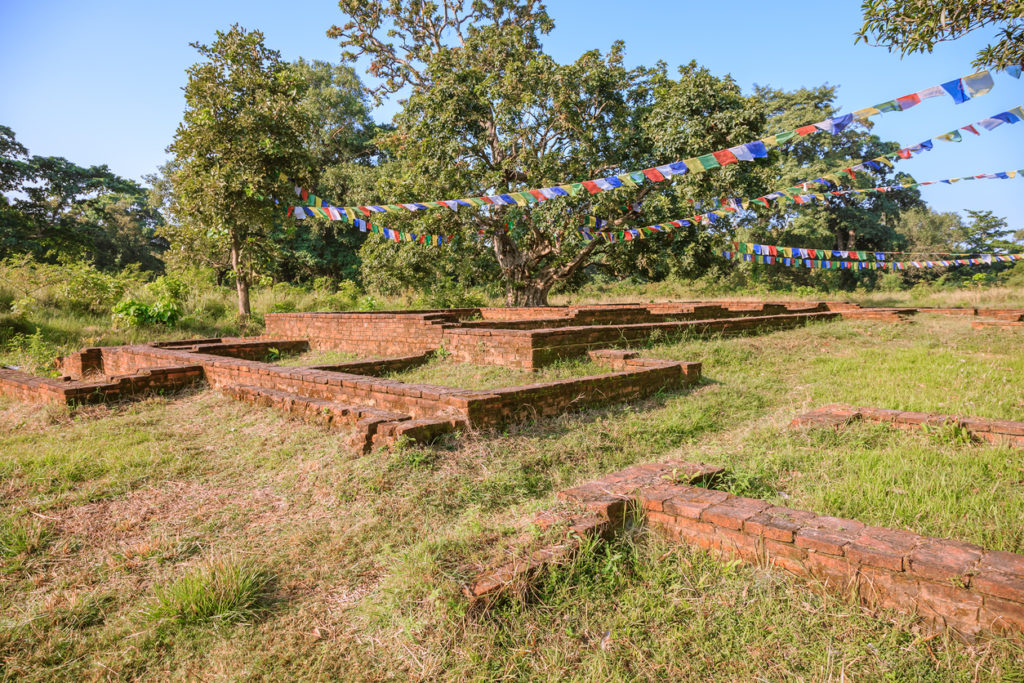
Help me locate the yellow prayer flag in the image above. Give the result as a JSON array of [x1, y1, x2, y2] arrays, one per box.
[[683, 158, 705, 173], [854, 107, 881, 119]]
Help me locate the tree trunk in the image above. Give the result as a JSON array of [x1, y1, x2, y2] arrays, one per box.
[[507, 279, 553, 307], [230, 235, 251, 318], [491, 227, 599, 308]]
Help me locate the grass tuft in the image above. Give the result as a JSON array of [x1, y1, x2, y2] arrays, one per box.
[[0, 515, 52, 558], [147, 556, 274, 628]]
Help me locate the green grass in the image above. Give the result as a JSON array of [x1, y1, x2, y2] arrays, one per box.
[[389, 355, 610, 390], [148, 557, 274, 628], [1, 313, 1023, 679]]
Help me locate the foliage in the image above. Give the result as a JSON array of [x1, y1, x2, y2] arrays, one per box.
[[329, 1, 768, 305], [2, 330, 61, 376], [0, 126, 165, 271], [0, 254, 145, 316], [111, 298, 182, 328], [732, 85, 924, 291], [856, 0, 1024, 71], [167, 25, 315, 317], [272, 59, 382, 285]]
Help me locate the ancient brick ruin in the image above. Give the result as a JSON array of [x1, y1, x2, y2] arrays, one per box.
[[792, 404, 1024, 447], [465, 460, 1024, 641], [2, 299, 1022, 639]]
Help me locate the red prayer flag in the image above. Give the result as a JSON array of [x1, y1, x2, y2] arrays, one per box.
[[642, 168, 666, 182], [896, 94, 921, 110], [962, 124, 980, 135], [897, 149, 912, 159], [528, 189, 546, 201], [359, 206, 371, 217], [795, 125, 818, 136], [582, 180, 601, 194], [712, 149, 739, 165]]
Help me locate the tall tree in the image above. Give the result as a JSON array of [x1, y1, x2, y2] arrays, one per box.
[[168, 25, 313, 317], [958, 209, 1018, 252], [895, 207, 965, 252], [856, 0, 1024, 71], [328, 1, 767, 306]]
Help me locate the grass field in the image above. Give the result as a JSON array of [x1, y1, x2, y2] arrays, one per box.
[[2, 314, 1023, 680]]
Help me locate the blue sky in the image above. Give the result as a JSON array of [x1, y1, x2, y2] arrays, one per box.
[[2, 0, 1021, 227]]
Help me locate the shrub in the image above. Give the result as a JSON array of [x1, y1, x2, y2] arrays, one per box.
[[2, 330, 61, 376], [412, 277, 486, 309], [112, 298, 182, 328], [148, 557, 274, 627]]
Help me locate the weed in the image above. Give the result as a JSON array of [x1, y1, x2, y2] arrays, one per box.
[[921, 420, 976, 447]]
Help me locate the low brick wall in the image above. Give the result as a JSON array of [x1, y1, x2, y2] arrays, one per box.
[[923, 307, 1024, 321], [264, 311, 470, 355], [467, 461, 1024, 640], [519, 311, 838, 369], [304, 352, 435, 377], [972, 320, 1024, 331], [791, 404, 1024, 447], [0, 365, 204, 405], [34, 338, 703, 451], [264, 303, 850, 368]]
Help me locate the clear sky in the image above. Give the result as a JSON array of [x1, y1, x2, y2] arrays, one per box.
[[2, 0, 1021, 227]]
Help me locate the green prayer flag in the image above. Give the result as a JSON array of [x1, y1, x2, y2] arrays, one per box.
[[696, 154, 720, 170]]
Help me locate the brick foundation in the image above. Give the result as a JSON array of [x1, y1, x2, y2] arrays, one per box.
[[0, 365, 205, 405], [12, 336, 702, 453], [791, 404, 1024, 447], [466, 461, 1024, 640], [265, 302, 864, 369]]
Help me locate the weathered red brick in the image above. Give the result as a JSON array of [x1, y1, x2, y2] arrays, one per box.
[[907, 539, 983, 583], [701, 496, 770, 530]]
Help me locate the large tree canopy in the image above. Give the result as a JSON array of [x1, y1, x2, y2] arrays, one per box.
[[329, 1, 769, 305], [0, 126, 164, 271]]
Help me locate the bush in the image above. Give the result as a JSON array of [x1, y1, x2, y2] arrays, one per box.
[[0, 255, 144, 315], [411, 277, 486, 309], [2, 330, 61, 376], [112, 298, 182, 328]]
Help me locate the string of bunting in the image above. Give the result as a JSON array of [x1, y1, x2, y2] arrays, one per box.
[[722, 250, 1023, 271], [584, 102, 1024, 238], [291, 102, 1024, 248], [582, 165, 1023, 242], [294, 213, 454, 245], [732, 241, 1009, 260], [288, 68, 1017, 222]]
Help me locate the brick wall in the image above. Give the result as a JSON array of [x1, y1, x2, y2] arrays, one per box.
[[467, 461, 1024, 639], [792, 404, 1024, 447], [264, 311, 468, 355], [1, 365, 204, 405]]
